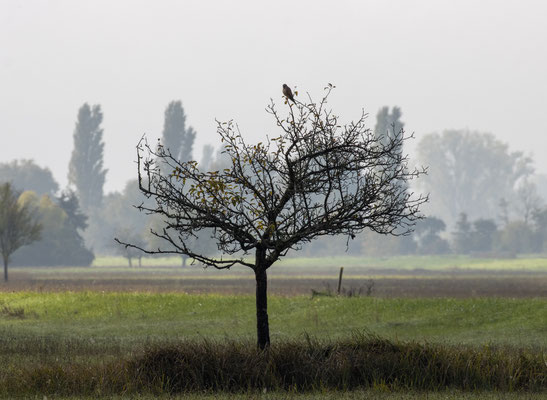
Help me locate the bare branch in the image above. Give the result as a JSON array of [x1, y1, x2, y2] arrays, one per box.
[[122, 86, 427, 272]]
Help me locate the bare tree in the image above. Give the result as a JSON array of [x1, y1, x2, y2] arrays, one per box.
[[516, 179, 543, 225], [0, 183, 42, 281], [118, 85, 427, 348]]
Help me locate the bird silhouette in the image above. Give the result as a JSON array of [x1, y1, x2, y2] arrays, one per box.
[[282, 84, 296, 103]]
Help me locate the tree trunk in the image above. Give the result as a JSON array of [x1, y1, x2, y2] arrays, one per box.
[[255, 249, 270, 349], [3, 255, 8, 282]]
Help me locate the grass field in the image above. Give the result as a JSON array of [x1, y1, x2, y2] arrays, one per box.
[[88, 254, 547, 271], [0, 293, 546, 397], [1, 255, 546, 398], [1, 293, 545, 348]]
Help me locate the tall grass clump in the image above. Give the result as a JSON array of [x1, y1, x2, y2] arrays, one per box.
[[1, 334, 545, 397], [130, 333, 546, 393]]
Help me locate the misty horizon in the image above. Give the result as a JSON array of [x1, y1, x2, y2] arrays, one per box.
[[2, 0, 547, 193]]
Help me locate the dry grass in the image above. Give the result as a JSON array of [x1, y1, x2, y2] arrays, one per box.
[[1, 334, 545, 397]]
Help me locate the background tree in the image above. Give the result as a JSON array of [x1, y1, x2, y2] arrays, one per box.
[[496, 221, 538, 255], [374, 107, 405, 190], [356, 105, 413, 258], [515, 179, 543, 225], [472, 218, 497, 253], [68, 103, 107, 212], [416, 130, 533, 226], [113, 227, 146, 267], [0, 183, 41, 281], [119, 86, 426, 348], [374, 106, 404, 146], [413, 216, 450, 254], [57, 189, 88, 232], [498, 198, 510, 228], [360, 229, 417, 256], [530, 173, 547, 204], [84, 179, 150, 255], [162, 101, 196, 161], [453, 213, 473, 254], [531, 207, 547, 253], [199, 144, 215, 171], [0, 159, 59, 197], [144, 213, 216, 267], [11, 191, 94, 267]]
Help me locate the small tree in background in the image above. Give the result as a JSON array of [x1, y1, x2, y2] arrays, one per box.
[[68, 103, 107, 212], [531, 207, 547, 252], [114, 227, 146, 267], [515, 179, 543, 225], [11, 191, 94, 267], [413, 216, 450, 254], [0, 183, 41, 281], [119, 85, 426, 348], [472, 218, 497, 252], [497, 221, 538, 254], [453, 213, 473, 254]]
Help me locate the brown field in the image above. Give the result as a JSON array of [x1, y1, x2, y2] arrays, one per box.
[[3, 265, 546, 297]]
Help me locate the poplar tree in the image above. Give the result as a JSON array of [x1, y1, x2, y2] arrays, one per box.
[[374, 106, 404, 144], [162, 101, 196, 162], [68, 103, 107, 211]]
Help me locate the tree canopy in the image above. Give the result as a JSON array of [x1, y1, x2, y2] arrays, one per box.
[[416, 129, 533, 226], [120, 85, 426, 348], [0, 183, 42, 281], [11, 191, 94, 267], [0, 159, 59, 197]]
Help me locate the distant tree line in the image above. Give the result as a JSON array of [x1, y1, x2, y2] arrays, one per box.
[[0, 164, 92, 270], [299, 115, 547, 258], [303, 207, 547, 258], [2, 100, 547, 269], [0, 99, 214, 268]]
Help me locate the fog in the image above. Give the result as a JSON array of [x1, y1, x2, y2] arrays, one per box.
[[1, 0, 547, 193]]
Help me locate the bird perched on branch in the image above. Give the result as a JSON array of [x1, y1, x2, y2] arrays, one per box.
[[282, 84, 296, 103]]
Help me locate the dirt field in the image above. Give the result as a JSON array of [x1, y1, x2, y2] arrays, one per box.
[[3, 266, 546, 297]]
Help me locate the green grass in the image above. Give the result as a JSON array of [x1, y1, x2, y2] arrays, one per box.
[[0, 292, 545, 397], [0, 293, 545, 348], [92, 255, 187, 267], [88, 254, 547, 272]]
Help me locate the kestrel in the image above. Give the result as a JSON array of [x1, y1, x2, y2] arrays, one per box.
[[282, 84, 295, 103]]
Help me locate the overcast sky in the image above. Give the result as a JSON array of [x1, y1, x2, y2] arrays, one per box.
[[1, 0, 546, 193]]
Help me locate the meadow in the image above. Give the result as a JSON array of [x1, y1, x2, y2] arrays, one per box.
[[0, 255, 546, 398]]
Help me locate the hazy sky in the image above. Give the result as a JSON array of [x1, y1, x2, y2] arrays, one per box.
[[1, 0, 546, 193]]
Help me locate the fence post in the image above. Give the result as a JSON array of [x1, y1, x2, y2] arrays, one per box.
[[337, 266, 344, 295]]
